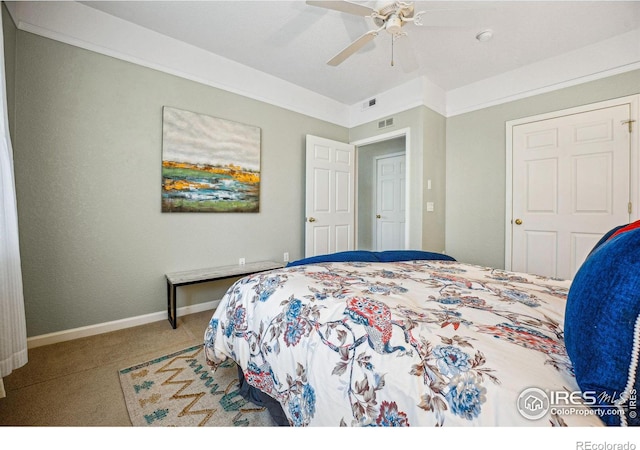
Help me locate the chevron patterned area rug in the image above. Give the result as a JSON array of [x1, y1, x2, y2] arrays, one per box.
[[118, 344, 276, 427]]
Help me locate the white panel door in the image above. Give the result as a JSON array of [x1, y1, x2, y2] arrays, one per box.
[[511, 103, 632, 279], [375, 153, 406, 251], [305, 135, 355, 257]]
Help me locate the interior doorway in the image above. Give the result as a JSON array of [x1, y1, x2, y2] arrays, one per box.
[[375, 152, 406, 250], [356, 135, 407, 250]]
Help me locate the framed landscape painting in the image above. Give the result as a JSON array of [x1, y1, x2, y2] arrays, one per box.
[[161, 106, 261, 212]]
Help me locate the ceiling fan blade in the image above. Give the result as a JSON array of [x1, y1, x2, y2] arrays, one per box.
[[393, 35, 419, 73], [412, 5, 497, 28], [327, 29, 379, 66], [306, 1, 374, 17]]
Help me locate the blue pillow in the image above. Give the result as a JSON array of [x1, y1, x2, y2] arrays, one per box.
[[375, 250, 455, 263], [564, 227, 640, 426], [587, 224, 626, 257]]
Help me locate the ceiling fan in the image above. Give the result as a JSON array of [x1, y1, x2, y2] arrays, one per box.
[[306, 1, 426, 69]]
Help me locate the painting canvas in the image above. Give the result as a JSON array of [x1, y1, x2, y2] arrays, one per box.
[[161, 107, 261, 212]]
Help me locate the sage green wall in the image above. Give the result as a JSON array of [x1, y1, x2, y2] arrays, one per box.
[[11, 30, 347, 337], [421, 106, 447, 254], [2, 6, 14, 139], [350, 105, 447, 253], [446, 69, 640, 269]]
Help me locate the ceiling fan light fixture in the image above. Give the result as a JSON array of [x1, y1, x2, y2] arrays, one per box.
[[386, 14, 403, 35], [476, 29, 493, 42]]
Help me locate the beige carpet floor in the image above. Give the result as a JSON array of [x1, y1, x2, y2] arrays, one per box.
[[0, 309, 214, 426]]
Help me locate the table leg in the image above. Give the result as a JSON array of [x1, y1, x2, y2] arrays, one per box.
[[167, 280, 177, 329]]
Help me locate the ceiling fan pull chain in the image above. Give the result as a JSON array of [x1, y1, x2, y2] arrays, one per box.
[[391, 36, 395, 67], [390, 33, 407, 67]]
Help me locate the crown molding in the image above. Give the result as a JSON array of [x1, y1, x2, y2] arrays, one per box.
[[347, 76, 447, 127], [6, 1, 640, 128], [445, 28, 640, 117], [7, 1, 350, 126]]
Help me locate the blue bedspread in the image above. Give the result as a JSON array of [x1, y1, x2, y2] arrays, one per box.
[[285, 250, 455, 267]]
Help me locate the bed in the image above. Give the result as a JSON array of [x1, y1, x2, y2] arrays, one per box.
[[204, 237, 640, 427]]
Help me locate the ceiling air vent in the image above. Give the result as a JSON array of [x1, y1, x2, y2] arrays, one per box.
[[361, 98, 377, 111], [378, 117, 394, 129]]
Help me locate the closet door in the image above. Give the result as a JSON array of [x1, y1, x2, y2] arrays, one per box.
[[509, 99, 635, 280]]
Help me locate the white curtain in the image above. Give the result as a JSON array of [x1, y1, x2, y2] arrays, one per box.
[[0, 6, 27, 387]]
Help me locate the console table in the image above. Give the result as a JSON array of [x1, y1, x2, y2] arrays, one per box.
[[165, 260, 285, 328]]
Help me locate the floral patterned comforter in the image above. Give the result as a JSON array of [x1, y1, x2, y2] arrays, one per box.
[[203, 260, 604, 427]]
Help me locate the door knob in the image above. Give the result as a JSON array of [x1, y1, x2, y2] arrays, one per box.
[[514, 218, 523, 225], [376, 214, 381, 219], [308, 217, 316, 222]]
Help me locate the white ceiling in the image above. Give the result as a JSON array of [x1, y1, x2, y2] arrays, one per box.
[[77, 0, 640, 106]]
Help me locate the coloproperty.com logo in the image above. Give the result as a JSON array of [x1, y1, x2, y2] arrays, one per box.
[[516, 387, 638, 420]]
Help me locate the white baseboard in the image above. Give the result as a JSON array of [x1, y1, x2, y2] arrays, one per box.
[[26, 300, 220, 349]]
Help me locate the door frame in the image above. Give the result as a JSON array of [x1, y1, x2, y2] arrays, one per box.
[[352, 127, 411, 250], [504, 94, 640, 270], [373, 151, 406, 250]]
